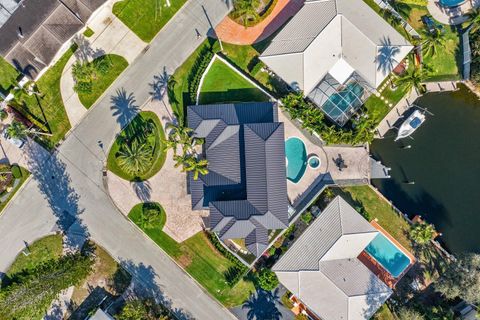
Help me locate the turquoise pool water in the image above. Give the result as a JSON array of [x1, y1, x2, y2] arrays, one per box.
[[285, 137, 307, 183], [365, 233, 410, 278], [439, 0, 466, 7], [321, 82, 365, 123]]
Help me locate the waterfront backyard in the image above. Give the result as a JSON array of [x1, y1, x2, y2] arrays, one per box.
[[371, 85, 480, 253]]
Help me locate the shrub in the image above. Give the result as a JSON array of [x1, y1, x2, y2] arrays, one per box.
[[301, 211, 313, 225], [11, 165, 22, 179], [83, 27, 94, 38], [281, 292, 294, 309], [116, 298, 172, 320], [0, 109, 7, 120], [256, 268, 279, 291]]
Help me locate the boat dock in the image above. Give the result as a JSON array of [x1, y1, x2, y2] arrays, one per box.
[[375, 81, 460, 139]]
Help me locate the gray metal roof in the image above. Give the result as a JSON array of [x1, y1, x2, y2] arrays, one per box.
[[273, 196, 392, 320], [0, 0, 106, 78], [187, 103, 288, 257], [260, 0, 413, 93]]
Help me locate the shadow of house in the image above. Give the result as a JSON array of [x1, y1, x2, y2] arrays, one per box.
[[0, 0, 107, 79]]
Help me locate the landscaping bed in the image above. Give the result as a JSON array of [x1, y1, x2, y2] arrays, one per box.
[[0, 165, 30, 214], [107, 111, 166, 181], [198, 58, 270, 104], [76, 54, 128, 109], [112, 0, 188, 42], [229, 0, 279, 27], [128, 202, 255, 307]]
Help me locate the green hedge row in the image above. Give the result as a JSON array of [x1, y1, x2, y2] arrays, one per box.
[[187, 48, 214, 104]]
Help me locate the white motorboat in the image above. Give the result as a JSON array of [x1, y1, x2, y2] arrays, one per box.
[[395, 110, 426, 141]]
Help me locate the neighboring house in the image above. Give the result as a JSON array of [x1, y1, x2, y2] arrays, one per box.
[[273, 196, 392, 320], [187, 102, 289, 257], [260, 0, 413, 126], [0, 0, 106, 79]]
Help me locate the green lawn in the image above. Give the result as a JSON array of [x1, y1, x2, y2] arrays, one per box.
[[331, 186, 413, 252], [107, 111, 166, 181], [373, 304, 396, 320], [364, 77, 411, 124], [112, 0, 187, 42], [199, 58, 270, 104], [0, 166, 30, 214], [6, 234, 63, 277], [0, 57, 18, 93], [401, 3, 462, 80], [18, 45, 76, 149], [77, 54, 128, 109], [128, 203, 255, 307]]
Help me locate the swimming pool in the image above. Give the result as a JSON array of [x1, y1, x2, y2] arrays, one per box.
[[285, 137, 307, 183], [321, 82, 365, 125], [439, 0, 467, 7], [365, 233, 411, 278]]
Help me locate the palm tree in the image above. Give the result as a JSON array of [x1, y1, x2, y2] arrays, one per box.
[[117, 141, 152, 176], [410, 221, 436, 245], [394, 66, 427, 94], [183, 157, 209, 180], [139, 205, 160, 229], [468, 8, 480, 34], [6, 121, 28, 140], [233, 0, 260, 27], [422, 31, 447, 57]]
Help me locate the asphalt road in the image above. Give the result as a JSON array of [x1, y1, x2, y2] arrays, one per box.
[[0, 1, 234, 319]]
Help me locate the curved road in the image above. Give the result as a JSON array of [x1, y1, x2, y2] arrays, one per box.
[[0, 1, 233, 319]]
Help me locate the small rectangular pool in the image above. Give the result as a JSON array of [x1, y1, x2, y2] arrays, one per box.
[[365, 233, 411, 278]]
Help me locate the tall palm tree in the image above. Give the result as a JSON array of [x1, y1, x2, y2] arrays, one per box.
[[183, 157, 209, 180], [410, 222, 436, 245], [117, 141, 152, 176], [468, 8, 480, 34], [422, 31, 447, 57], [233, 0, 260, 27], [6, 121, 28, 140], [394, 66, 427, 94]]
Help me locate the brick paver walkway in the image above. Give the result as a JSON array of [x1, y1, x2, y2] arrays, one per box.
[[215, 0, 304, 45]]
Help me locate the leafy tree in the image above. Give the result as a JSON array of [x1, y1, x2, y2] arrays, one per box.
[[394, 66, 427, 94], [397, 308, 425, 320], [422, 31, 447, 57], [0, 253, 93, 319], [6, 121, 28, 140], [117, 141, 152, 175], [435, 253, 480, 303], [256, 268, 279, 291], [116, 298, 171, 320], [409, 221, 436, 245]]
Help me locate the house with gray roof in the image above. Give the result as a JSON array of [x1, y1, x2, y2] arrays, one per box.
[[260, 0, 413, 126], [0, 0, 106, 79], [273, 196, 392, 319], [187, 102, 289, 257]]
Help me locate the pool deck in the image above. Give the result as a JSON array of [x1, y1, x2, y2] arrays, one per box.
[[358, 220, 416, 288]]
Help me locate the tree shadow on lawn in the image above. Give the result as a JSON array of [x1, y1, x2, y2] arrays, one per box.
[[26, 144, 89, 252], [119, 259, 194, 320]]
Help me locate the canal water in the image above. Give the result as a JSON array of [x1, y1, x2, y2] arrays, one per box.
[[371, 85, 480, 254]]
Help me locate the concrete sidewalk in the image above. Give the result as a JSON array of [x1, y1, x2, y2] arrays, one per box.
[[60, 0, 146, 127]]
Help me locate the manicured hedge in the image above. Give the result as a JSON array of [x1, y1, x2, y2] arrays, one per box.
[[187, 48, 214, 104]]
